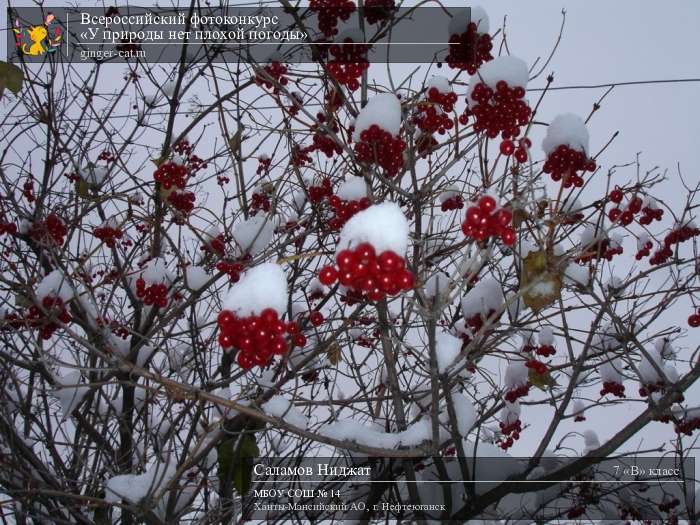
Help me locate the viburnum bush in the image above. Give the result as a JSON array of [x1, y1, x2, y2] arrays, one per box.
[[0, 3, 699, 524]]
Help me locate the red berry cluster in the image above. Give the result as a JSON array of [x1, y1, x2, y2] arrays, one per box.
[[167, 190, 196, 223], [446, 21, 493, 75], [30, 213, 67, 246], [688, 308, 700, 328], [202, 233, 226, 256], [465, 81, 531, 145], [498, 418, 522, 450], [217, 308, 292, 370], [635, 238, 653, 260], [354, 124, 406, 178], [363, 0, 395, 24], [543, 145, 597, 188], [216, 260, 244, 283], [427, 86, 457, 112], [566, 507, 585, 520], [309, 0, 355, 37], [574, 413, 586, 422], [600, 381, 626, 398], [608, 192, 664, 226], [412, 104, 454, 135], [135, 278, 168, 309], [251, 192, 272, 215], [308, 177, 334, 203], [328, 195, 371, 230], [575, 238, 623, 263], [658, 497, 681, 513], [327, 39, 370, 91], [525, 359, 547, 375], [505, 383, 529, 403], [256, 156, 271, 175], [97, 149, 117, 163], [0, 218, 17, 236], [441, 194, 464, 212], [500, 137, 531, 164], [608, 195, 644, 226], [461, 195, 516, 246], [23, 177, 35, 202], [638, 381, 666, 398], [310, 121, 343, 158], [154, 161, 188, 190], [318, 243, 414, 302], [28, 296, 72, 340], [457, 308, 499, 347], [521, 342, 556, 357], [291, 145, 313, 167], [675, 417, 700, 436], [649, 223, 700, 266], [255, 62, 288, 94], [93, 224, 123, 248]]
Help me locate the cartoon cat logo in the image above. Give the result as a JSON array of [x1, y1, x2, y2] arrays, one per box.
[[13, 13, 62, 56]]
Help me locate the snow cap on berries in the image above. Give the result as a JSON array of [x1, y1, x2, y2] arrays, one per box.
[[538, 326, 554, 346], [222, 262, 288, 317], [142, 257, 173, 284], [426, 75, 452, 94], [467, 55, 529, 102], [542, 113, 590, 156], [505, 360, 529, 389], [337, 201, 410, 256], [337, 177, 368, 201], [460, 277, 504, 318], [36, 270, 74, 302], [352, 93, 402, 142], [435, 331, 461, 373], [232, 214, 276, 256], [448, 6, 489, 36], [600, 359, 624, 384]]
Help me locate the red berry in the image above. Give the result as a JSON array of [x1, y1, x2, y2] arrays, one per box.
[[309, 311, 324, 326], [319, 265, 339, 286], [478, 195, 497, 213], [689, 315, 700, 328]]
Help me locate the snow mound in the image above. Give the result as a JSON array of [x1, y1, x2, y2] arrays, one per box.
[[426, 76, 451, 94], [263, 396, 309, 429], [469, 55, 529, 95], [452, 392, 477, 435], [542, 114, 590, 156], [142, 257, 173, 284], [538, 326, 554, 346], [600, 359, 623, 384], [352, 93, 402, 142], [448, 6, 489, 36], [337, 202, 410, 255], [232, 214, 276, 256], [105, 459, 177, 504], [185, 266, 209, 291], [461, 278, 504, 318], [54, 370, 89, 421], [564, 263, 590, 287], [36, 270, 74, 301], [222, 263, 288, 317], [505, 361, 528, 389], [435, 331, 461, 373], [424, 272, 452, 299], [337, 177, 367, 201]]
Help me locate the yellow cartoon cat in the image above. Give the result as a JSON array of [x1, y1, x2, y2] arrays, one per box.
[[23, 25, 48, 56]]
